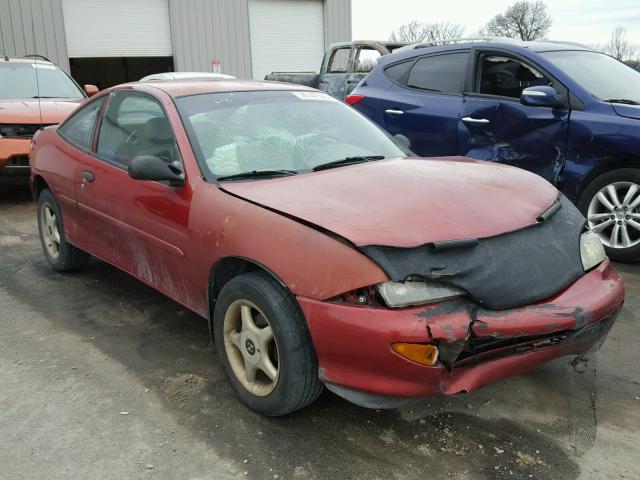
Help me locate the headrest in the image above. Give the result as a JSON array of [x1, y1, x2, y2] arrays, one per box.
[[143, 117, 173, 143]]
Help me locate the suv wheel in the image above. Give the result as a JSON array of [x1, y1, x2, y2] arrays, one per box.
[[213, 271, 323, 416], [577, 168, 640, 262], [37, 189, 90, 271]]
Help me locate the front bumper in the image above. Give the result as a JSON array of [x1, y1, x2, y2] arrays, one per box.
[[299, 259, 624, 403], [0, 138, 31, 177]]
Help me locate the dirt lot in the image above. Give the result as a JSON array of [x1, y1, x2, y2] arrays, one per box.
[[1, 184, 639, 480]]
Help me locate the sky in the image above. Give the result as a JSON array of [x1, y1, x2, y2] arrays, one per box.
[[352, 0, 640, 46]]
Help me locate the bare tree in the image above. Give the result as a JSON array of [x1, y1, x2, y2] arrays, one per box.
[[390, 20, 465, 44], [483, 1, 552, 41], [603, 26, 638, 62]]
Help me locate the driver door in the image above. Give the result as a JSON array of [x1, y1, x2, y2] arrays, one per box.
[[73, 89, 194, 305], [458, 50, 570, 184]]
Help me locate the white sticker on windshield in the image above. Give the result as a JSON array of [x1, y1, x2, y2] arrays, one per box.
[[291, 91, 337, 102], [31, 63, 57, 70]]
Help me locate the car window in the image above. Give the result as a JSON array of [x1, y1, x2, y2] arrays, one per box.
[[355, 48, 381, 73], [58, 96, 105, 150], [405, 53, 468, 94], [327, 48, 350, 73], [478, 55, 551, 99], [96, 90, 178, 167], [0, 62, 84, 99], [384, 60, 413, 83]]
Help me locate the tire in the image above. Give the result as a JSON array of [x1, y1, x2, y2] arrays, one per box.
[[577, 168, 640, 262], [213, 271, 323, 416], [37, 189, 90, 271]]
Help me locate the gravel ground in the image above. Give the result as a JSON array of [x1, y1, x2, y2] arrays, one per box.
[[1, 185, 639, 480]]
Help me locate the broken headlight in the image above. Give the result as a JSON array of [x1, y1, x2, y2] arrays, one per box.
[[377, 281, 465, 308], [581, 231, 606, 271]]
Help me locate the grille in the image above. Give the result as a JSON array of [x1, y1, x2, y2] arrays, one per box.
[[6, 155, 29, 167], [0, 124, 43, 138], [452, 311, 619, 368]]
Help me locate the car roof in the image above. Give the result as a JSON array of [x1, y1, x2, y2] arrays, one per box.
[[140, 72, 237, 81], [132, 79, 318, 97], [1, 57, 56, 65]]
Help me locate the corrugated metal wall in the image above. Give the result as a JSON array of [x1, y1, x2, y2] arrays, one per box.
[[0, 0, 70, 71], [169, 0, 253, 78], [170, 0, 352, 78], [324, 0, 352, 45], [0, 0, 352, 78]]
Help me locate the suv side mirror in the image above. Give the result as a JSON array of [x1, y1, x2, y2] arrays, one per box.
[[84, 84, 99, 96], [128, 155, 185, 186], [520, 86, 562, 108]]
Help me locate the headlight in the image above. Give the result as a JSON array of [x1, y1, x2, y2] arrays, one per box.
[[377, 281, 465, 308], [581, 231, 606, 271]]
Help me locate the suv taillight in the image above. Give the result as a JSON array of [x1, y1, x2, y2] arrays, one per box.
[[345, 94, 365, 106]]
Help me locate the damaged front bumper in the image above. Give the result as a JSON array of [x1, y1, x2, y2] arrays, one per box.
[[299, 259, 624, 407]]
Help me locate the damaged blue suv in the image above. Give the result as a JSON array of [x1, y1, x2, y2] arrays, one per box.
[[349, 39, 640, 261]]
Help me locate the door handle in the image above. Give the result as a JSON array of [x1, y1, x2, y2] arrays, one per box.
[[385, 109, 405, 116], [82, 171, 95, 183], [461, 117, 490, 125]]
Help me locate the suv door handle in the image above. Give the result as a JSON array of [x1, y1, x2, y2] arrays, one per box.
[[461, 117, 490, 125], [385, 109, 404, 116], [82, 171, 95, 183]]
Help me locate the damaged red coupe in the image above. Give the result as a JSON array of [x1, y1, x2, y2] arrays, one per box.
[[30, 80, 624, 416]]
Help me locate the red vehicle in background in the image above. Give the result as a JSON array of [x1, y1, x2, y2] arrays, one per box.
[[30, 79, 624, 416], [0, 56, 97, 181]]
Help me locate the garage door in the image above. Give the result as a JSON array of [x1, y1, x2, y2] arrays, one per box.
[[248, 0, 325, 80], [62, 0, 172, 57]]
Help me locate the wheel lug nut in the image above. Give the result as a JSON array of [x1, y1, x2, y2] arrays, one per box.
[[623, 206, 628, 211], [626, 215, 630, 220], [614, 207, 619, 211], [611, 215, 615, 220], [617, 220, 623, 225]]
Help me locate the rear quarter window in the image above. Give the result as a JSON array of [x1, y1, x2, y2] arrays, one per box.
[[58, 96, 106, 151]]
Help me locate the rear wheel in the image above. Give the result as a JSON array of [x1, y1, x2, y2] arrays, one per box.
[[213, 271, 323, 416], [577, 168, 640, 262], [37, 189, 90, 271]]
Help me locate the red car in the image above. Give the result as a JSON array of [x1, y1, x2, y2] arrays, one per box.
[[30, 80, 624, 416]]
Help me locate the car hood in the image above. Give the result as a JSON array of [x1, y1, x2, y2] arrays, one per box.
[[0, 98, 83, 124], [221, 157, 559, 248], [611, 103, 640, 120]]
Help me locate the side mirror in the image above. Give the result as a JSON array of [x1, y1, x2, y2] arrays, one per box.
[[520, 86, 562, 108], [128, 155, 185, 186], [84, 84, 99, 96]]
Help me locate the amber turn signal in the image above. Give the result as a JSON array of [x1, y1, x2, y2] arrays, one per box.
[[392, 343, 439, 366]]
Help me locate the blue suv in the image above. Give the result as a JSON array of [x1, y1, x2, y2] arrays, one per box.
[[349, 39, 640, 261]]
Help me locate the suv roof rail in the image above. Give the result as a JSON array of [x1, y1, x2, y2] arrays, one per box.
[[405, 36, 522, 50], [22, 54, 53, 62], [543, 40, 591, 49]]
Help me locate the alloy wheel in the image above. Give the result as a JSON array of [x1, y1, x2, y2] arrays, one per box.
[[587, 181, 640, 249], [223, 299, 280, 396], [40, 202, 61, 259]]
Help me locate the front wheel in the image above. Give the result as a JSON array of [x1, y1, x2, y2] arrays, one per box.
[[37, 189, 90, 271], [213, 271, 323, 416], [577, 168, 640, 262]]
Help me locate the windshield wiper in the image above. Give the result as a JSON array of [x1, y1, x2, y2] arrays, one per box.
[[216, 169, 298, 181], [605, 98, 640, 105], [31, 96, 60, 98], [312, 155, 385, 172]]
